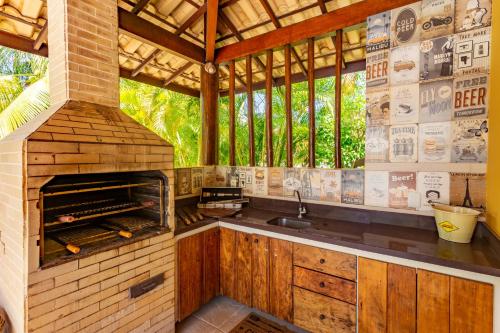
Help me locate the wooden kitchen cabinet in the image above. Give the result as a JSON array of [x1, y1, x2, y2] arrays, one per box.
[[235, 231, 252, 307], [251, 234, 269, 312], [178, 232, 203, 321], [178, 228, 220, 321], [220, 227, 237, 299], [358, 258, 494, 333], [203, 227, 220, 303], [269, 238, 293, 322]]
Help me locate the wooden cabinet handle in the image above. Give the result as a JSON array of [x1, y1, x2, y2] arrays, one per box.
[[254, 238, 259, 243], [319, 282, 325, 288], [245, 237, 249, 241], [319, 258, 325, 264], [319, 314, 326, 320]]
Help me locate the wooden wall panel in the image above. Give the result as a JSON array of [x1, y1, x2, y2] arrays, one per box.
[[450, 277, 493, 333], [417, 270, 450, 333], [358, 257, 387, 333], [252, 234, 270, 312], [235, 231, 252, 306], [219, 228, 236, 298], [269, 238, 293, 322], [178, 233, 203, 321], [387, 264, 416, 333], [203, 228, 220, 304]]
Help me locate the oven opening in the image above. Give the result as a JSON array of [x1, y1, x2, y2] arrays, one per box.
[[39, 171, 169, 266]]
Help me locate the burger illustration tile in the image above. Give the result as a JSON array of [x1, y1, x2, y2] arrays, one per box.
[[419, 121, 452, 163]]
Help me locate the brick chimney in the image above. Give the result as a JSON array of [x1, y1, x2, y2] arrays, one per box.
[[47, 0, 119, 107]]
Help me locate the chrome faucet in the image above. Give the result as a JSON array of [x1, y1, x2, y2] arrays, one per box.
[[294, 190, 307, 219]]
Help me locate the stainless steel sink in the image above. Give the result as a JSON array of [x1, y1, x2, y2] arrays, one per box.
[[266, 217, 311, 229]]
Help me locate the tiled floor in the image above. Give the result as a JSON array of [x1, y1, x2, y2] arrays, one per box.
[[176, 296, 307, 333]]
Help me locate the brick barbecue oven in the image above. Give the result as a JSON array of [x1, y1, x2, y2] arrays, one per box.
[[0, 1, 176, 332]]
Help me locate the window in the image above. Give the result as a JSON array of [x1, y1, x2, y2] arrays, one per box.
[[120, 78, 201, 168]]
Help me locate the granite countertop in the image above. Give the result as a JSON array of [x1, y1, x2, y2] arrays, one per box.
[[179, 206, 500, 277]]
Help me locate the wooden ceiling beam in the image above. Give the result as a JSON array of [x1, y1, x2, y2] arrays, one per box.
[[218, 10, 270, 76], [257, 0, 307, 78], [206, 0, 219, 63], [131, 0, 151, 14], [317, 0, 327, 14], [0, 30, 48, 57], [164, 62, 195, 86], [215, 0, 416, 63], [120, 68, 200, 97], [219, 59, 365, 96], [118, 7, 205, 64], [33, 23, 48, 51]]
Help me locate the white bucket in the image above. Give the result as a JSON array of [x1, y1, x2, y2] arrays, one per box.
[[432, 204, 481, 243]]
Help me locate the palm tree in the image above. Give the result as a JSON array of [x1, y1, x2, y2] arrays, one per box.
[[0, 47, 49, 138]]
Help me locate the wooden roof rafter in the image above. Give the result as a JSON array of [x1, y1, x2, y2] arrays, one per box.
[[131, 0, 152, 14], [215, 0, 414, 63], [33, 22, 48, 51], [257, 0, 308, 78]]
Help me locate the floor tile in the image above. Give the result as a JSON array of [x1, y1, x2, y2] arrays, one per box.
[[216, 305, 252, 332], [176, 316, 222, 333], [193, 296, 244, 329]]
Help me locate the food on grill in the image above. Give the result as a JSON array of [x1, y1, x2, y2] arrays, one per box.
[[141, 200, 156, 207], [65, 243, 81, 254], [118, 230, 133, 239], [58, 215, 75, 223]]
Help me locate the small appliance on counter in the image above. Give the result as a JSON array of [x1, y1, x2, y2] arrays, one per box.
[[432, 203, 481, 243]]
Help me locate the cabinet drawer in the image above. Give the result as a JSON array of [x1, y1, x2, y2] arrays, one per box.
[[294, 266, 356, 304], [293, 243, 356, 281], [293, 287, 356, 333]]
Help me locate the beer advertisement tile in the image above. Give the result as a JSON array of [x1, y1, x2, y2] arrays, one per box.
[[389, 124, 419, 163], [455, 0, 491, 33], [366, 50, 390, 88], [450, 172, 486, 209], [419, 121, 452, 163], [390, 83, 420, 125], [421, 0, 455, 39], [366, 126, 390, 163], [419, 79, 453, 123], [320, 169, 342, 203], [367, 11, 391, 53], [419, 35, 454, 81], [365, 171, 390, 207], [301, 168, 321, 200], [203, 166, 216, 187], [390, 43, 420, 85], [391, 2, 422, 47], [453, 75, 489, 119], [341, 170, 365, 205], [389, 171, 417, 209], [451, 119, 488, 163], [417, 172, 450, 210], [366, 88, 390, 126], [268, 167, 284, 197], [453, 27, 491, 76]]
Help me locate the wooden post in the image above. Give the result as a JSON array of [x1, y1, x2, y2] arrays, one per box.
[[335, 29, 343, 168], [265, 49, 274, 167], [246, 55, 255, 166], [229, 60, 236, 166], [201, 65, 219, 165], [284, 45, 293, 167], [308, 38, 316, 168]]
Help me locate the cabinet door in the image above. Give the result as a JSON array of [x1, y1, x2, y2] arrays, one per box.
[[358, 257, 387, 333], [450, 277, 493, 333], [387, 264, 416, 333], [203, 227, 220, 304], [220, 228, 236, 298], [417, 270, 450, 333], [178, 233, 203, 321], [269, 238, 293, 322], [252, 234, 269, 312], [235, 231, 252, 307]]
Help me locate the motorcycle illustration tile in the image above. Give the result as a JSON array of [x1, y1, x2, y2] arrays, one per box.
[[421, 0, 455, 39]]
